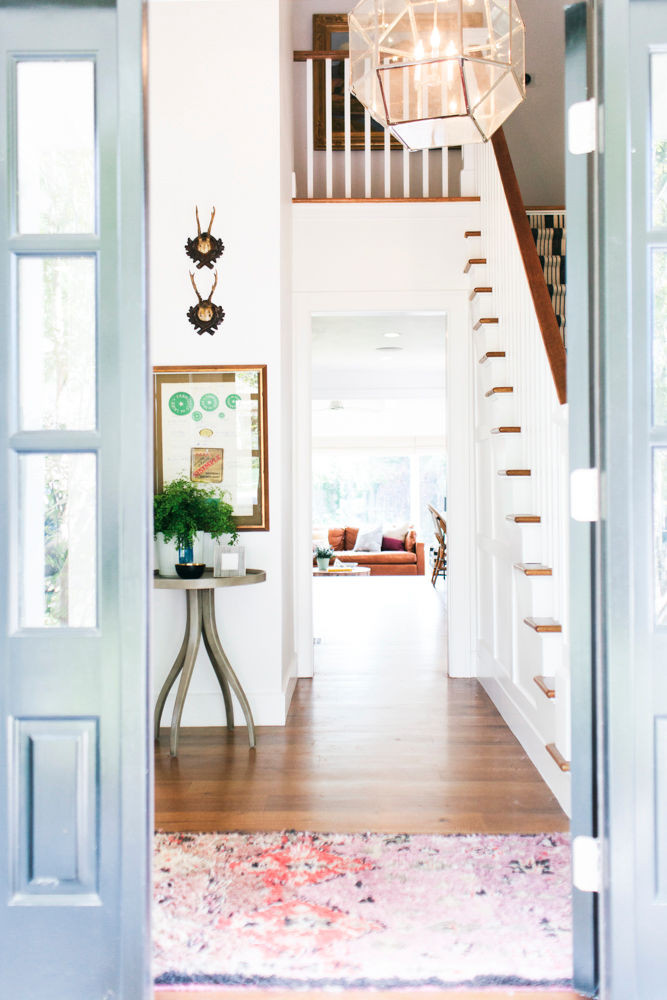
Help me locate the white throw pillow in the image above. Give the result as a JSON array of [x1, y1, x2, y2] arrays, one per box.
[[353, 524, 383, 552], [383, 521, 411, 543]]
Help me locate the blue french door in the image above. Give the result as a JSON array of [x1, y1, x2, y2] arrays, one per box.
[[0, 2, 150, 997]]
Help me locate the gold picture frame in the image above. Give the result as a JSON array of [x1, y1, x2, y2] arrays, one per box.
[[312, 13, 399, 151], [153, 365, 269, 531]]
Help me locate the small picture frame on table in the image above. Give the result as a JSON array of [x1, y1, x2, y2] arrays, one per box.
[[214, 544, 246, 578]]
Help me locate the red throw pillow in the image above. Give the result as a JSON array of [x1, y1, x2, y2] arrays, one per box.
[[382, 535, 404, 551]]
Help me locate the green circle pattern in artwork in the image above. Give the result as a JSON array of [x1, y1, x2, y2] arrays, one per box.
[[192, 411, 203, 422], [218, 413, 226, 419], [225, 393, 242, 410], [168, 391, 195, 416], [200, 393, 219, 412]]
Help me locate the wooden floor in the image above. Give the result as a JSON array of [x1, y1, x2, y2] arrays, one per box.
[[155, 577, 568, 834], [154, 577, 575, 999]]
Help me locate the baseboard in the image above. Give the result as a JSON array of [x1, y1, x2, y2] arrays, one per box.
[[479, 673, 571, 817], [283, 668, 297, 718], [162, 688, 289, 727]]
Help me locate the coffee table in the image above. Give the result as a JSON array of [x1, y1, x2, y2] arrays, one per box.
[[312, 566, 371, 577]]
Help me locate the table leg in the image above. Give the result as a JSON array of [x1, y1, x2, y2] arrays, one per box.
[[168, 590, 203, 756], [201, 588, 256, 748], [201, 609, 235, 730], [154, 588, 196, 741]]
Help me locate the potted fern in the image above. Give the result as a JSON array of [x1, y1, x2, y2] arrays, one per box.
[[153, 478, 237, 577]]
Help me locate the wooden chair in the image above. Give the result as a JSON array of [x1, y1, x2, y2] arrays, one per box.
[[427, 504, 447, 586]]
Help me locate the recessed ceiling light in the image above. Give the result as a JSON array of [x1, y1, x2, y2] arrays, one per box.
[[375, 346, 403, 352], [384, 332, 401, 338]]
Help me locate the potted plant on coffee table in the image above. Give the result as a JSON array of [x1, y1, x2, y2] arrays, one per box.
[[315, 544, 333, 572]]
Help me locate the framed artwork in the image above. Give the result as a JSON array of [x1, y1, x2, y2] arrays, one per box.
[[312, 13, 399, 151], [153, 365, 269, 530]]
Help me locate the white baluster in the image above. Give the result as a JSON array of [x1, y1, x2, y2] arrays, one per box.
[[344, 58, 351, 199], [383, 58, 391, 198], [325, 57, 333, 198], [364, 109, 371, 198], [441, 148, 449, 197], [306, 59, 314, 200], [402, 70, 410, 197]]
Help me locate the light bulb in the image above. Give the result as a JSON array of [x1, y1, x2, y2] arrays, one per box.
[[430, 26, 441, 55], [414, 39, 425, 60]]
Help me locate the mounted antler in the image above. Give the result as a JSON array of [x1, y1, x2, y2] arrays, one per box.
[[209, 269, 218, 297], [189, 271, 203, 303], [186, 206, 224, 270]]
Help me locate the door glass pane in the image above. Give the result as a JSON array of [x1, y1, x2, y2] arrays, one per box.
[[652, 52, 667, 228], [654, 250, 667, 425], [654, 449, 667, 625], [18, 256, 96, 430], [17, 61, 95, 234], [19, 454, 97, 628]]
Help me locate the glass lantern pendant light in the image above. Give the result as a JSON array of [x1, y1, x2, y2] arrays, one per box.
[[348, 0, 526, 151]]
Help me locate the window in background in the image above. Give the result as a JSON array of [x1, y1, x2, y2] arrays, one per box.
[[312, 450, 446, 536]]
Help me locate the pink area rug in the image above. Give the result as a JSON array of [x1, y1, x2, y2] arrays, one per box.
[[154, 830, 572, 990]]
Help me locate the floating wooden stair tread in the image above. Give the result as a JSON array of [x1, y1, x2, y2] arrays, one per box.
[[485, 386, 513, 398], [506, 514, 541, 523], [546, 743, 570, 772], [498, 468, 531, 477], [464, 257, 486, 273], [534, 675, 556, 699], [524, 616, 562, 633], [479, 351, 506, 364], [464, 230, 482, 238], [491, 426, 521, 434], [515, 562, 553, 576], [473, 317, 499, 330], [469, 286, 493, 300]]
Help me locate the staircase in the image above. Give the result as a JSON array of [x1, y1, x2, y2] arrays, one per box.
[[527, 212, 566, 340], [465, 140, 571, 814]]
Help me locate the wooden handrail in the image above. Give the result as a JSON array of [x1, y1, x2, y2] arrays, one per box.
[[490, 128, 567, 405], [293, 50, 347, 61]]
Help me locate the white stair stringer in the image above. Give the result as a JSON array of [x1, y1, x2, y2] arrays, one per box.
[[468, 143, 571, 815]]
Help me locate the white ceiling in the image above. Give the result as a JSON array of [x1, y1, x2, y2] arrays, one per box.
[[311, 313, 447, 379]]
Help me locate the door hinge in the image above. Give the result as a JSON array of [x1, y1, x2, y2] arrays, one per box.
[[568, 98, 597, 154], [570, 467, 600, 522], [572, 835, 601, 893]]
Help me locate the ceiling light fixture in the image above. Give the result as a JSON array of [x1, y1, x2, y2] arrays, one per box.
[[348, 0, 526, 151], [384, 332, 401, 338]]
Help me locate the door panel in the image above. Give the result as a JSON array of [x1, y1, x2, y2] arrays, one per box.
[[0, 2, 150, 997]]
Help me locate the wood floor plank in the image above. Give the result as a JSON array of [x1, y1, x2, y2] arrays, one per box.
[[155, 578, 568, 834]]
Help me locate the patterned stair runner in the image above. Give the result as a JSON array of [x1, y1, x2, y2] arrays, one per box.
[[527, 212, 566, 342]]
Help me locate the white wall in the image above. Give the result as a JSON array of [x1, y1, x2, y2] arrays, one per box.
[[147, 0, 296, 726], [292, 200, 479, 680]]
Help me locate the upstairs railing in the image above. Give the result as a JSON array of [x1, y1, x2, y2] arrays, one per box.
[[293, 51, 467, 201]]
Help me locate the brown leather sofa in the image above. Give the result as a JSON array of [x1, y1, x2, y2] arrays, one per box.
[[318, 526, 425, 577]]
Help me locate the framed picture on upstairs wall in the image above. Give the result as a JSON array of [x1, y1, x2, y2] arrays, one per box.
[[312, 13, 400, 151], [153, 365, 269, 530]]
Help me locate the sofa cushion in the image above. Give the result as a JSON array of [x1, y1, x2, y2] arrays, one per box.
[[353, 524, 383, 552], [405, 529, 417, 552], [382, 535, 404, 551], [336, 550, 416, 565], [328, 527, 345, 551], [344, 526, 359, 550]]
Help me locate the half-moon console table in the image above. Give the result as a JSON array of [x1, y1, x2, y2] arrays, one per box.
[[153, 568, 266, 756]]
